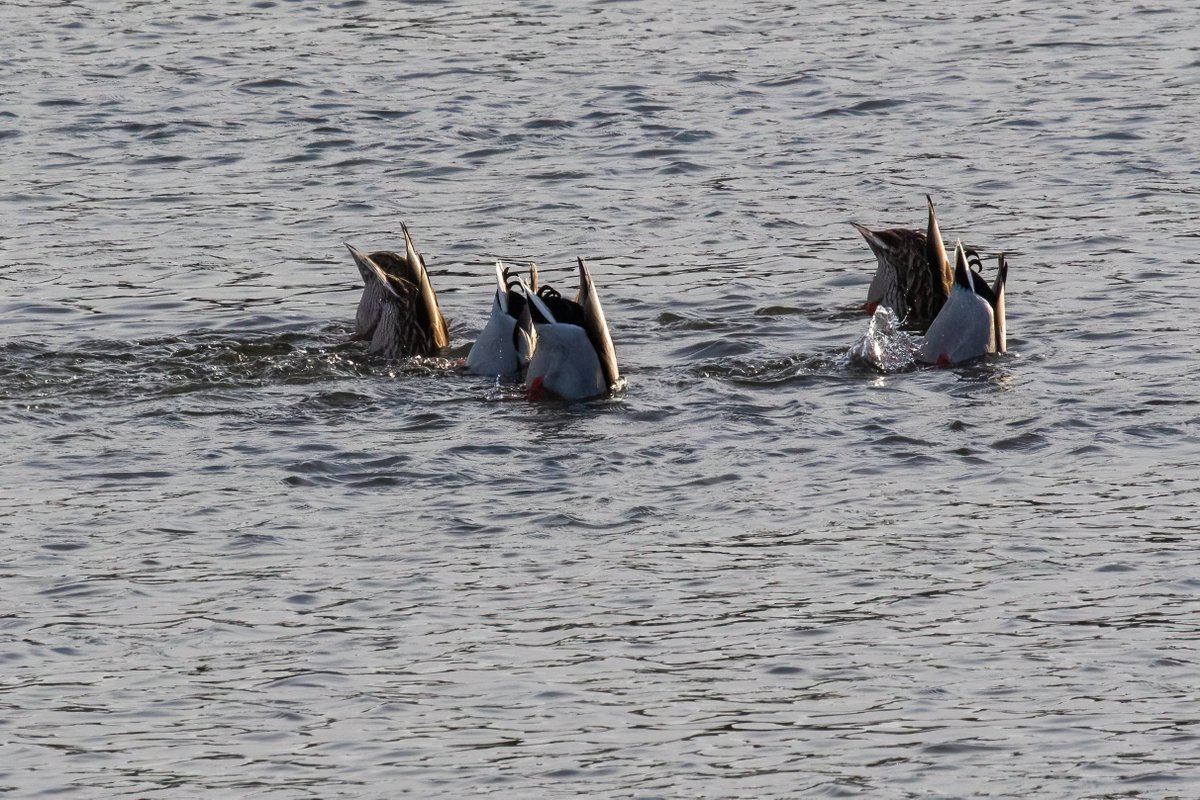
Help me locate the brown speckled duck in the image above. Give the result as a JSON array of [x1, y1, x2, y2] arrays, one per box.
[[344, 223, 449, 359], [852, 195, 953, 329]]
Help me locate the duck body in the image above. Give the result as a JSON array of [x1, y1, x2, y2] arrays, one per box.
[[854, 223, 927, 320], [345, 223, 449, 359], [526, 320, 608, 400], [853, 195, 954, 329], [466, 261, 538, 379], [916, 241, 1008, 366], [524, 259, 620, 401]]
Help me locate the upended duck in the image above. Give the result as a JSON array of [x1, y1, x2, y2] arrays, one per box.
[[344, 233, 621, 399], [523, 258, 620, 401], [852, 195, 953, 329], [916, 240, 1008, 366], [465, 261, 539, 379], [345, 223, 449, 358]]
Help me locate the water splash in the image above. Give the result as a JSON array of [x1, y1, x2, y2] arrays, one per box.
[[844, 307, 919, 373]]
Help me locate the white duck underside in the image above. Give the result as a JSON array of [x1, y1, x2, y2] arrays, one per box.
[[466, 294, 525, 378], [525, 322, 607, 400], [916, 284, 995, 365]]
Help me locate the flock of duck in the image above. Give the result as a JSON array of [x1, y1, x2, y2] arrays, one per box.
[[343, 195, 1009, 400]]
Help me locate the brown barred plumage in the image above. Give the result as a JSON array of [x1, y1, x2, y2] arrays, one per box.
[[853, 196, 956, 331], [345, 223, 449, 359]]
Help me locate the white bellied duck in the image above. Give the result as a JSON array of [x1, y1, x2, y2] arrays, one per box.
[[523, 258, 620, 401], [466, 260, 539, 379], [916, 241, 1008, 366]]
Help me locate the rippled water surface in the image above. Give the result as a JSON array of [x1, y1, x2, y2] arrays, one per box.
[[4, 1, 1200, 797]]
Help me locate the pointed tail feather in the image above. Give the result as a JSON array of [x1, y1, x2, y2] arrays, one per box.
[[399, 223, 450, 350], [577, 258, 620, 389], [952, 240, 974, 291], [992, 254, 1008, 353], [493, 260, 511, 316], [515, 286, 537, 368], [926, 195, 952, 299]]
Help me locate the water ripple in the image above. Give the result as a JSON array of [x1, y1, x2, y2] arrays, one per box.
[[3, 1, 1200, 798]]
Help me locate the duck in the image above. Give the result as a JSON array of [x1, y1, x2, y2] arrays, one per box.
[[344, 223, 449, 359], [522, 258, 620, 401], [916, 240, 1008, 366], [852, 195, 953, 329], [465, 260, 539, 379]]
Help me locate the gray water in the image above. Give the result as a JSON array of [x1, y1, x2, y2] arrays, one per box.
[[3, 1, 1200, 797]]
